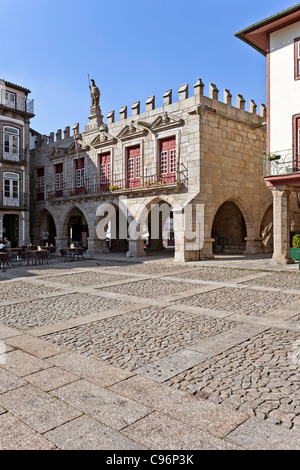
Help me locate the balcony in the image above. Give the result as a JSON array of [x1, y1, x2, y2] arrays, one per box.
[[0, 192, 29, 210], [0, 91, 34, 115], [0, 149, 27, 164], [263, 149, 299, 177], [263, 149, 300, 189], [43, 171, 188, 202]]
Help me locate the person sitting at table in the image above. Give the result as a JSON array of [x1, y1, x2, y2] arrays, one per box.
[[4, 237, 11, 249], [0, 241, 4, 250]]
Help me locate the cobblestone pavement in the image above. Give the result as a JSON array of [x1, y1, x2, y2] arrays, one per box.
[[1, 254, 300, 450]]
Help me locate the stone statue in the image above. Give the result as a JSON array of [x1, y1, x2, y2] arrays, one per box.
[[89, 79, 100, 108]]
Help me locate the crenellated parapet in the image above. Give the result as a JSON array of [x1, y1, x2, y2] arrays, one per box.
[[100, 78, 266, 128], [33, 78, 266, 152]]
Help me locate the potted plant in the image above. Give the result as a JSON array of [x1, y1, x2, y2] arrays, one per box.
[[290, 234, 300, 260]]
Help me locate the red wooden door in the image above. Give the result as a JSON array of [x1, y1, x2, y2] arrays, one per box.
[[99, 152, 111, 191], [127, 145, 141, 188], [55, 163, 63, 197], [160, 137, 176, 183]]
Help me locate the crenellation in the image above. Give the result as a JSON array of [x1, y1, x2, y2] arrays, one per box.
[[119, 105, 127, 120], [209, 83, 219, 101], [249, 99, 257, 114], [224, 89, 232, 106], [194, 79, 204, 98], [163, 89, 172, 106], [146, 95, 155, 112], [236, 94, 246, 110], [132, 101, 140, 116], [64, 126, 70, 138], [178, 83, 188, 101], [55, 129, 62, 141], [107, 110, 115, 124]]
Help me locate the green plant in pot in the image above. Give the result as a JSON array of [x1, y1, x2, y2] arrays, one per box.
[[290, 234, 300, 260]]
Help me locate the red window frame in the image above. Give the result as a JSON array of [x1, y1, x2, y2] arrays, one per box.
[[293, 114, 300, 170], [75, 158, 85, 194], [159, 136, 177, 183], [36, 167, 44, 201], [295, 37, 300, 80], [99, 152, 111, 190], [126, 145, 141, 189], [55, 163, 63, 198]]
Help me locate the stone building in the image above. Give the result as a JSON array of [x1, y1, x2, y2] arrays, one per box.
[[236, 3, 300, 264], [0, 79, 34, 247], [30, 78, 272, 261]]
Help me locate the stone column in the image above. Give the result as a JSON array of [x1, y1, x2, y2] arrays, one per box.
[[86, 237, 109, 255], [173, 209, 202, 262], [271, 187, 293, 264], [128, 238, 146, 258], [244, 237, 262, 255], [54, 236, 68, 254]]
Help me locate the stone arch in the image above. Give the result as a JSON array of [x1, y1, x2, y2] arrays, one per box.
[[32, 207, 57, 246], [59, 204, 91, 249], [211, 200, 248, 254]]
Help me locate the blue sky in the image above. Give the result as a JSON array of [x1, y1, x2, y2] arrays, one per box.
[[1, 0, 298, 135]]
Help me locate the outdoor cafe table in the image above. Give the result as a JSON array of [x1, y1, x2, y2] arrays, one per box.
[[27, 250, 48, 266]]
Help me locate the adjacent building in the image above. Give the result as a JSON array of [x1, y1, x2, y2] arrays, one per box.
[[0, 79, 34, 247], [236, 3, 300, 263], [30, 78, 272, 261]]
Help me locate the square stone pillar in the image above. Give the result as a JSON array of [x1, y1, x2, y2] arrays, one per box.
[[54, 236, 68, 254], [271, 187, 293, 264], [128, 238, 146, 258], [173, 209, 202, 262], [86, 237, 109, 256]]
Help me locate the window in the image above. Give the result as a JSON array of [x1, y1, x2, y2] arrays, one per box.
[[160, 137, 177, 182], [293, 114, 300, 170], [75, 158, 85, 193], [295, 37, 300, 80], [99, 152, 111, 189], [3, 172, 19, 206], [3, 91, 16, 108], [55, 163, 63, 197], [127, 145, 141, 188], [3, 126, 19, 161], [36, 168, 45, 201]]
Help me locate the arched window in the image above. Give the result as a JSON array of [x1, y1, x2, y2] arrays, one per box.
[[3, 126, 19, 161]]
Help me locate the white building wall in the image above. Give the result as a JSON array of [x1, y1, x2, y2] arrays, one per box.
[[270, 22, 300, 152]]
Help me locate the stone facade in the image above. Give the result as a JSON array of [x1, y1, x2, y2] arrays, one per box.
[[0, 79, 34, 247], [30, 78, 273, 261]]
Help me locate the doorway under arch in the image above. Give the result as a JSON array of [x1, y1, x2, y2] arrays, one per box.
[[211, 201, 247, 254]]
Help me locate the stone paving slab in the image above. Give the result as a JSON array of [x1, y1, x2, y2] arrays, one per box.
[[4, 334, 63, 359], [134, 350, 209, 382], [109, 374, 248, 438], [25, 366, 79, 392], [226, 417, 300, 450], [51, 379, 151, 431], [47, 351, 133, 387], [0, 367, 27, 394], [0, 413, 55, 450], [1, 349, 51, 377], [123, 411, 242, 450], [44, 415, 146, 450], [0, 384, 83, 434]]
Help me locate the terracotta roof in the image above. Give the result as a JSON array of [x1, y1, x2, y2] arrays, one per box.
[[235, 3, 300, 55], [0, 79, 31, 94]]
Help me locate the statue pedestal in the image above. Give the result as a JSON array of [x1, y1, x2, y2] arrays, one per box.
[[85, 106, 103, 131]]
